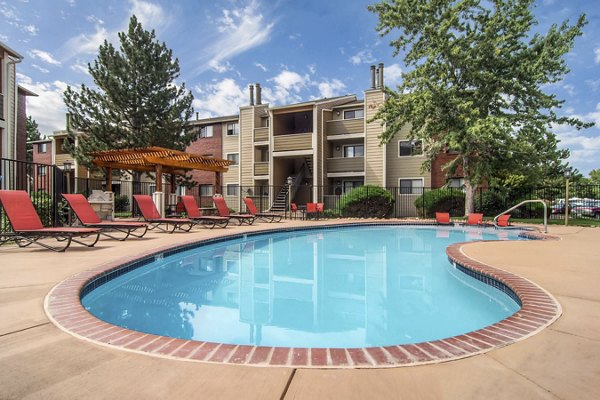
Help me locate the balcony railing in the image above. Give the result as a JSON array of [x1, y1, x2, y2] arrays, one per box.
[[254, 127, 269, 142], [326, 118, 364, 136], [254, 161, 269, 176], [327, 157, 364, 173], [273, 133, 312, 152]]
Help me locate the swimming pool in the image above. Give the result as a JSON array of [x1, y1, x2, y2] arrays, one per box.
[[81, 225, 524, 348]]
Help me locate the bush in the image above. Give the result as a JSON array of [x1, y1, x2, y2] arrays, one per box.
[[414, 189, 465, 218], [475, 189, 511, 217], [114, 195, 130, 212], [338, 185, 395, 218]]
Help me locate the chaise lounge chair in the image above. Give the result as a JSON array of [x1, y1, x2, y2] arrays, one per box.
[[465, 213, 485, 226], [212, 195, 255, 225], [0, 190, 101, 252], [181, 195, 229, 229], [435, 212, 452, 225], [62, 194, 148, 240], [133, 195, 194, 233], [243, 197, 283, 223]]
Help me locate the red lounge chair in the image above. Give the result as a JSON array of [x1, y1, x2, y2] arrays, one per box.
[[466, 213, 484, 226], [243, 197, 283, 222], [0, 190, 100, 252], [62, 194, 148, 240], [181, 195, 229, 228], [306, 202, 318, 220], [496, 214, 511, 227], [133, 195, 194, 233], [212, 195, 255, 225], [435, 212, 452, 224]]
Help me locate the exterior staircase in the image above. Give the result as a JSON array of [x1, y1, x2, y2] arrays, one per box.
[[270, 165, 308, 212]]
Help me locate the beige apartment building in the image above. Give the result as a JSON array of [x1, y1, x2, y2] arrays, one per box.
[[192, 64, 454, 213]]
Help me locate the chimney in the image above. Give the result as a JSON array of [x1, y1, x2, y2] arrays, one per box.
[[378, 63, 384, 89], [370, 65, 376, 89], [249, 84, 255, 106], [255, 83, 262, 105], [195, 112, 199, 120]]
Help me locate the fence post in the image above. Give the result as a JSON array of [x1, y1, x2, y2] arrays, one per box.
[[52, 166, 63, 227]]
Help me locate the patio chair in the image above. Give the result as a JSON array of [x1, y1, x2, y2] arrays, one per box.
[[243, 197, 283, 223], [133, 195, 194, 233], [306, 202, 318, 220], [496, 214, 511, 228], [435, 212, 452, 225], [62, 194, 148, 240], [465, 213, 485, 226], [0, 190, 100, 252], [181, 195, 229, 229], [212, 195, 255, 225]]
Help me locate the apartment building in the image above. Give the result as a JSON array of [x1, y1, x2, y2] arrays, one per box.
[[190, 64, 458, 211]]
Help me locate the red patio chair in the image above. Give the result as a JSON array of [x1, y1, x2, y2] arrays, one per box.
[[0, 190, 100, 252], [306, 202, 318, 220], [496, 214, 511, 227], [62, 194, 148, 240], [181, 196, 229, 228], [243, 197, 283, 223], [133, 195, 194, 233], [465, 213, 484, 226], [212, 195, 255, 225], [435, 212, 452, 225]]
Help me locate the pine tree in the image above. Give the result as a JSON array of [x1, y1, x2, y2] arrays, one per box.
[[26, 116, 42, 162], [63, 15, 195, 167], [369, 0, 593, 214]]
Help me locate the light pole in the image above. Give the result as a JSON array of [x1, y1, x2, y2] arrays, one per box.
[[564, 167, 572, 226], [64, 160, 72, 225], [286, 176, 293, 220]]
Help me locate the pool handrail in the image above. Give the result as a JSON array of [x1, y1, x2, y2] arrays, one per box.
[[494, 200, 547, 233]]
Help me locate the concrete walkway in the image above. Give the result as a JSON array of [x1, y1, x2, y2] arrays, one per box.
[[1, 221, 599, 400]]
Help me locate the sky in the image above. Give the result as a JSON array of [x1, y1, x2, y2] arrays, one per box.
[[1, 0, 599, 175]]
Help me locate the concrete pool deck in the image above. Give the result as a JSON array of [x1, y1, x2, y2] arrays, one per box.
[[1, 220, 599, 399]]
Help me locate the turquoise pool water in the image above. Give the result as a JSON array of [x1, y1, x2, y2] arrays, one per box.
[[82, 225, 523, 347]]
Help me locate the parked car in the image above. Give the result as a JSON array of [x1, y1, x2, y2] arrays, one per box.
[[593, 207, 600, 220]]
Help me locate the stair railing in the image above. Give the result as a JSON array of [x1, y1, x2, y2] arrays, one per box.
[[494, 200, 548, 233]]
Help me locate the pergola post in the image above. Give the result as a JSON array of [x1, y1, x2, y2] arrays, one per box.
[[153, 164, 165, 216], [215, 172, 221, 194]]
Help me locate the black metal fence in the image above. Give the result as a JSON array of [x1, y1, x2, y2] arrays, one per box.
[[2, 157, 599, 232]]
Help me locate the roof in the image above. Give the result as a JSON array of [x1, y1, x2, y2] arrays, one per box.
[[90, 146, 234, 174], [190, 114, 239, 125], [27, 139, 51, 144], [270, 95, 356, 111], [18, 85, 38, 97], [0, 41, 24, 59]]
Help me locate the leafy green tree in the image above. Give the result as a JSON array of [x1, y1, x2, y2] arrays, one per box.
[[63, 15, 195, 168], [26, 116, 42, 162], [369, 0, 592, 214], [589, 169, 600, 184]]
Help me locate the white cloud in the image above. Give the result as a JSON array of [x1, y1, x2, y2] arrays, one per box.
[[17, 73, 68, 135], [86, 15, 104, 25], [385, 63, 403, 86], [208, 59, 233, 73], [62, 24, 109, 57], [192, 78, 246, 117], [31, 64, 50, 74], [349, 49, 375, 65], [307, 64, 316, 75], [554, 103, 600, 173], [316, 79, 346, 98], [254, 63, 267, 72], [130, 0, 172, 32], [197, 0, 274, 74], [22, 24, 38, 35], [562, 84, 576, 96], [70, 61, 90, 75], [29, 49, 61, 65], [0, 3, 37, 35], [594, 47, 600, 64], [586, 78, 600, 92]]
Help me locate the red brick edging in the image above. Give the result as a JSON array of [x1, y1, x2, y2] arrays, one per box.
[[44, 223, 561, 368]]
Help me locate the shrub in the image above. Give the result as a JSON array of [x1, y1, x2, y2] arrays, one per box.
[[114, 194, 130, 212], [414, 189, 465, 218], [338, 185, 395, 218]]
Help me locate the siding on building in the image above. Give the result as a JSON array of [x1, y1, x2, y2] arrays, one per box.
[[364, 90, 385, 186], [385, 125, 431, 187], [222, 121, 241, 186], [239, 106, 254, 187]]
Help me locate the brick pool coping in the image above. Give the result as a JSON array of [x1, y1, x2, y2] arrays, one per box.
[[44, 221, 561, 368]]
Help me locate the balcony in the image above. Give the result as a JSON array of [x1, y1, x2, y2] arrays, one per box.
[[326, 118, 364, 136], [273, 133, 312, 152], [327, 157, 364, 173], [254, 161, 269, 176], [254, 127, 269, 142]]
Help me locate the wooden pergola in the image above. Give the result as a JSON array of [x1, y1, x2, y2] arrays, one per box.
[[90, 146, 234, 193]]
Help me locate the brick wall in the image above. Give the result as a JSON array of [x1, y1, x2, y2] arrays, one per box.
[[185, 123, 223, 186], [431, 151, 462, 188]]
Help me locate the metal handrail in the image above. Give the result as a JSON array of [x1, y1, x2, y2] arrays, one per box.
[[494, 200, 547, 233]]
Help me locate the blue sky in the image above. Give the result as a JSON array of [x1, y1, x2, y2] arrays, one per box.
[[1, 0, 599, 175]]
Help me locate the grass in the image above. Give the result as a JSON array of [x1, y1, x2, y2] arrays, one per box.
[[511, 217, 600, 227]]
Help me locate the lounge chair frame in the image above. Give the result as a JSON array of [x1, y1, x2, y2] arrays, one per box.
[[181, 196, 229, 229], [212, 195, 255, 225], [62, 194, 148, 241], [243, 197, 283, 223], [133, 195, 194, 233]]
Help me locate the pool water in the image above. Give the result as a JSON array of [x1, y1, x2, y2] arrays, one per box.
[[82, 225, 523, 348]]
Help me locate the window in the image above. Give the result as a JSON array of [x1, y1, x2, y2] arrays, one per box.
[[37, 143, 47, 153], [37, 165, 47, 176], [226, 122, 239, 136], [399, 178, 424, 195], [447, 178, 465, 188], [227, 153, 239, 165], [343, 145, 364, 158], [343, 180, 363, 194], [226, 184, 239, 196], [200, 185, 213, 196], [344, 109, 364, 119], [199, 125, 213, 138], [399, 140, 423, 157], [261, 117, 269, 127]]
